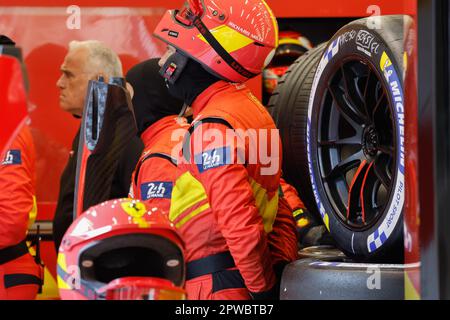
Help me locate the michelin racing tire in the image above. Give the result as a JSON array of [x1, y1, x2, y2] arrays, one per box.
[[280, 257, 406, 300], [306, 15, 411, 262]]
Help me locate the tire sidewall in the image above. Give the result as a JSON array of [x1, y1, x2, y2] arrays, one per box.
[[306, 23, 406, 260]]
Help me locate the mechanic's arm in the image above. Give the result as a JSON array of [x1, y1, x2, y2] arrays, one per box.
[[185, 122, 276, 298], [268, 195, 298, 277], [280, 177, 306, 213], [131, 156, 176, 214], [0, 127, 35, 249]]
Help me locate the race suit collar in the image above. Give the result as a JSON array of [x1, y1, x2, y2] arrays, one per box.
[[140, 115, 184, 148], [191, 81, 232, 116]]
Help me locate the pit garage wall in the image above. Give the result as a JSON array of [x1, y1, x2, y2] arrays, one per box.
[[0, 0, 418, 299], [403, 4, 420, 300], [417, 0, 450, 300]]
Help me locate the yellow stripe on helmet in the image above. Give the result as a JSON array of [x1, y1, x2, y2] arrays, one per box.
[[198, 24, 254, 53], [279, 38, 302, 46]]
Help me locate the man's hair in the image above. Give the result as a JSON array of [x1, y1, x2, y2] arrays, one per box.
[[68, 40, 123, 78]]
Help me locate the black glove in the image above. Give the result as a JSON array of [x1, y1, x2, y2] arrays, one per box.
[[302, 225, 335, 247], [295, 209, 335, 247]]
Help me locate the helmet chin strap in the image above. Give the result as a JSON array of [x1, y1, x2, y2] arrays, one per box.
[[190, 15, 257, 79]]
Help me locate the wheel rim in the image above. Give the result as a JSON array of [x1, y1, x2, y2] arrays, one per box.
[[317, 58, 397, 230]]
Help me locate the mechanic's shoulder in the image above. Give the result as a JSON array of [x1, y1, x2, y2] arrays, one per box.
[[124, 135, 145, 156]]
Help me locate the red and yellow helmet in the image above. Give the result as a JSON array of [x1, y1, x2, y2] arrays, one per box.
[[263, 31, 313, 97], [57, 198, 186, 300], [154, 0, 279, 83]]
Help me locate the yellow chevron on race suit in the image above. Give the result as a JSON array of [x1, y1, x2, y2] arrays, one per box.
[[169, 171, 210, 228], [249, 178, 278, 233], [169, 172, 277, 233]]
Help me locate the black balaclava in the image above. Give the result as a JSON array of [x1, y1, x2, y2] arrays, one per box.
[[164, 55, 221, 107], [126, 58, 184, 136]]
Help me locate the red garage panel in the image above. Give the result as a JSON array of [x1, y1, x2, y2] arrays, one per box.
[[1, 0, 416, 16]]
